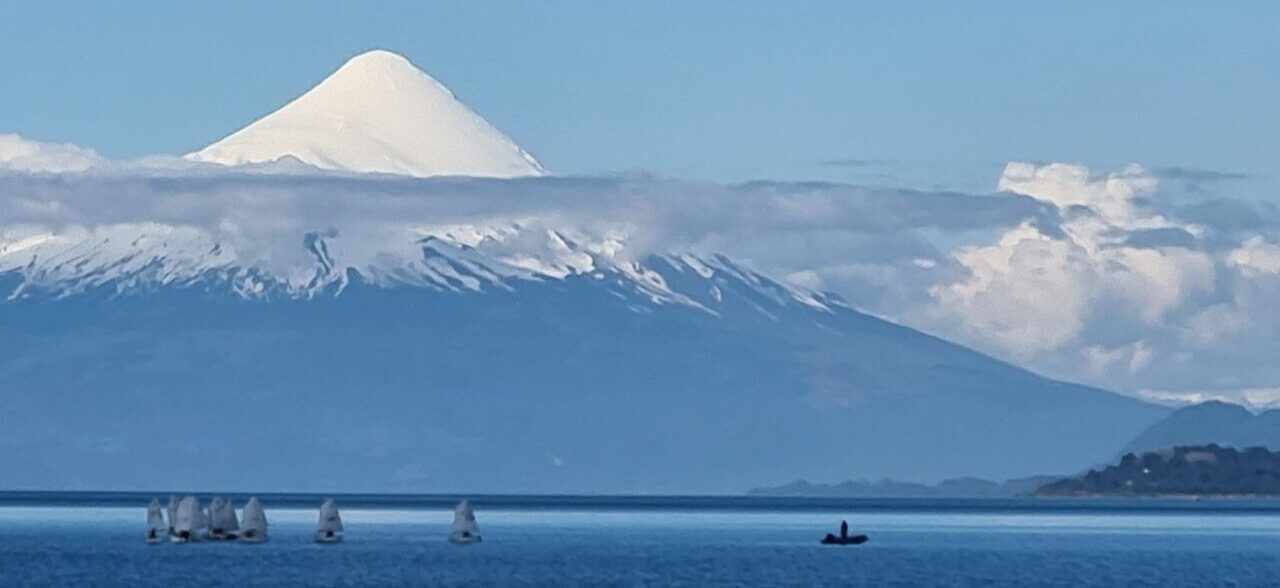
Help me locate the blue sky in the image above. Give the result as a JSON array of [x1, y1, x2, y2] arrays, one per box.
[[0, 1, 1276, 196]]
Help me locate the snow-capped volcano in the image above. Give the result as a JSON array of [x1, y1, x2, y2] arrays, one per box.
[[0, 54, 1170, 493], [0, 206, 1167, 492], [186, 50, 544, 178]]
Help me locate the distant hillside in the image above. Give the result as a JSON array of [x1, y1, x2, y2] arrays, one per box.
[[1123, 401, 1280, 455], [750, 476, 1059, 498], [1037, 445, 1280, 497], [0, 229, 1169, 493]]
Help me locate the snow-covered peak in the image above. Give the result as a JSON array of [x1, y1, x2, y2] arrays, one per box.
[[186, 50, 544, 179], [0, 219, 841, 318]]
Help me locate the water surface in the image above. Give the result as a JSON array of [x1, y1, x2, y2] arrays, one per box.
[[3, 500, 1278, 587]]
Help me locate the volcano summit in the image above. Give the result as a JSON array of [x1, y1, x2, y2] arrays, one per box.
[[187, 50, 544, 178]]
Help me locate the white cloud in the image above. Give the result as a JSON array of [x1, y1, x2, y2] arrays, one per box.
[[784, 269, 825, 290], [998, 161, 1157, 226], [1, 142, 1279, 407], [0, 134, 105, 173], [1228, 236, 1280, 277], [1083, 341, 1153, 376], [930, 221, 1092, 352], [929, 162, 1216, 356], [1136, 387, 1280, 410]]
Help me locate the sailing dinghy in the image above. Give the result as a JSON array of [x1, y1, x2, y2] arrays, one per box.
[[208, 497, 240, 540], [314, 498, 344, 544], [166, 495, 179, 538], [449, 500, 482, 544], [171, 496, 205, 543], [145, 498, 167, 544], [239, 497, 269, 543]]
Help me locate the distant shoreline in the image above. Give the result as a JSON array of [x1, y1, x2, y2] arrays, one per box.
[[5, 491, 1280, 513]]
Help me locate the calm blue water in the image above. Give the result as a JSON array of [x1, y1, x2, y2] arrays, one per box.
[[3, 503, 1280, 587]]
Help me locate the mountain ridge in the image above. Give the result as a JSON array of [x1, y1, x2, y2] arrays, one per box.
[[0, 228, 1169, 492], [1122, 401, 1280, 456]]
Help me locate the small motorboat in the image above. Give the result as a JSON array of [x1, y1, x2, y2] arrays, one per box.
[[821, 520, 868, 545], [822, 533, 869, 545]]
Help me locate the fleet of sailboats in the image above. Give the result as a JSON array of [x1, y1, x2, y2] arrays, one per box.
[[147, 496, 487, 545]]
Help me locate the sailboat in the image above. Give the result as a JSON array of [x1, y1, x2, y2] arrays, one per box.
[[171, 496, 205, 543], [165, 495, 179, 538], [145, 498, 167, 544], [448, 500, 482, 544], [314, 498, 344, 544], [206, 497, 224, 539], [198, 502, 210, 533], [207, 497, 240, 540], [239, 497, 269, 543]]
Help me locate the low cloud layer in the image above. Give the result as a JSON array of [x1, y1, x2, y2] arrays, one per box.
[[1, 135, 1278, 407], [0, 134, 105, 173]]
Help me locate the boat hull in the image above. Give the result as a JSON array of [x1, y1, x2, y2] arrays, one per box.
[[821, 534, 869, 545], [170, 530, 199, 544], [314, 532, 344, 544]]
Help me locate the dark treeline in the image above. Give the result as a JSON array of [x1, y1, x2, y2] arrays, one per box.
[[1038, 445, 1280, 497]]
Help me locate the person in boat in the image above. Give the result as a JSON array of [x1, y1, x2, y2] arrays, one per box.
[[822, 519, 867, 545]]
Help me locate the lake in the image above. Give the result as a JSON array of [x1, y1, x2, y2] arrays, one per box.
[[2, 497, 1279, 587]]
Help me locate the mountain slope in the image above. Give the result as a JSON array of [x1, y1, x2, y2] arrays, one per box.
[[186, 50, 544, 178], [0, 48, 1169, 493], [1122, 401, 1280, 455], [0, 227, 1168, 493]]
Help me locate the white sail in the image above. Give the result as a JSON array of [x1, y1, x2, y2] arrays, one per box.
[[165, 495, 179, 536], [208, 497, 240, 539], [145, 498, 167, 544], [171, 496, 203, 542], [449, 500, 481, 544], [239, 497, 269, 543], [314, 498, 344, 543], [224, 499, 241, 531], [206, 497, 223, 524]]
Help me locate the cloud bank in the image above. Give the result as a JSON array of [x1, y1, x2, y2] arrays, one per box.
[[1, 135, 1278, 407], [0, 134, 105, 173]]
